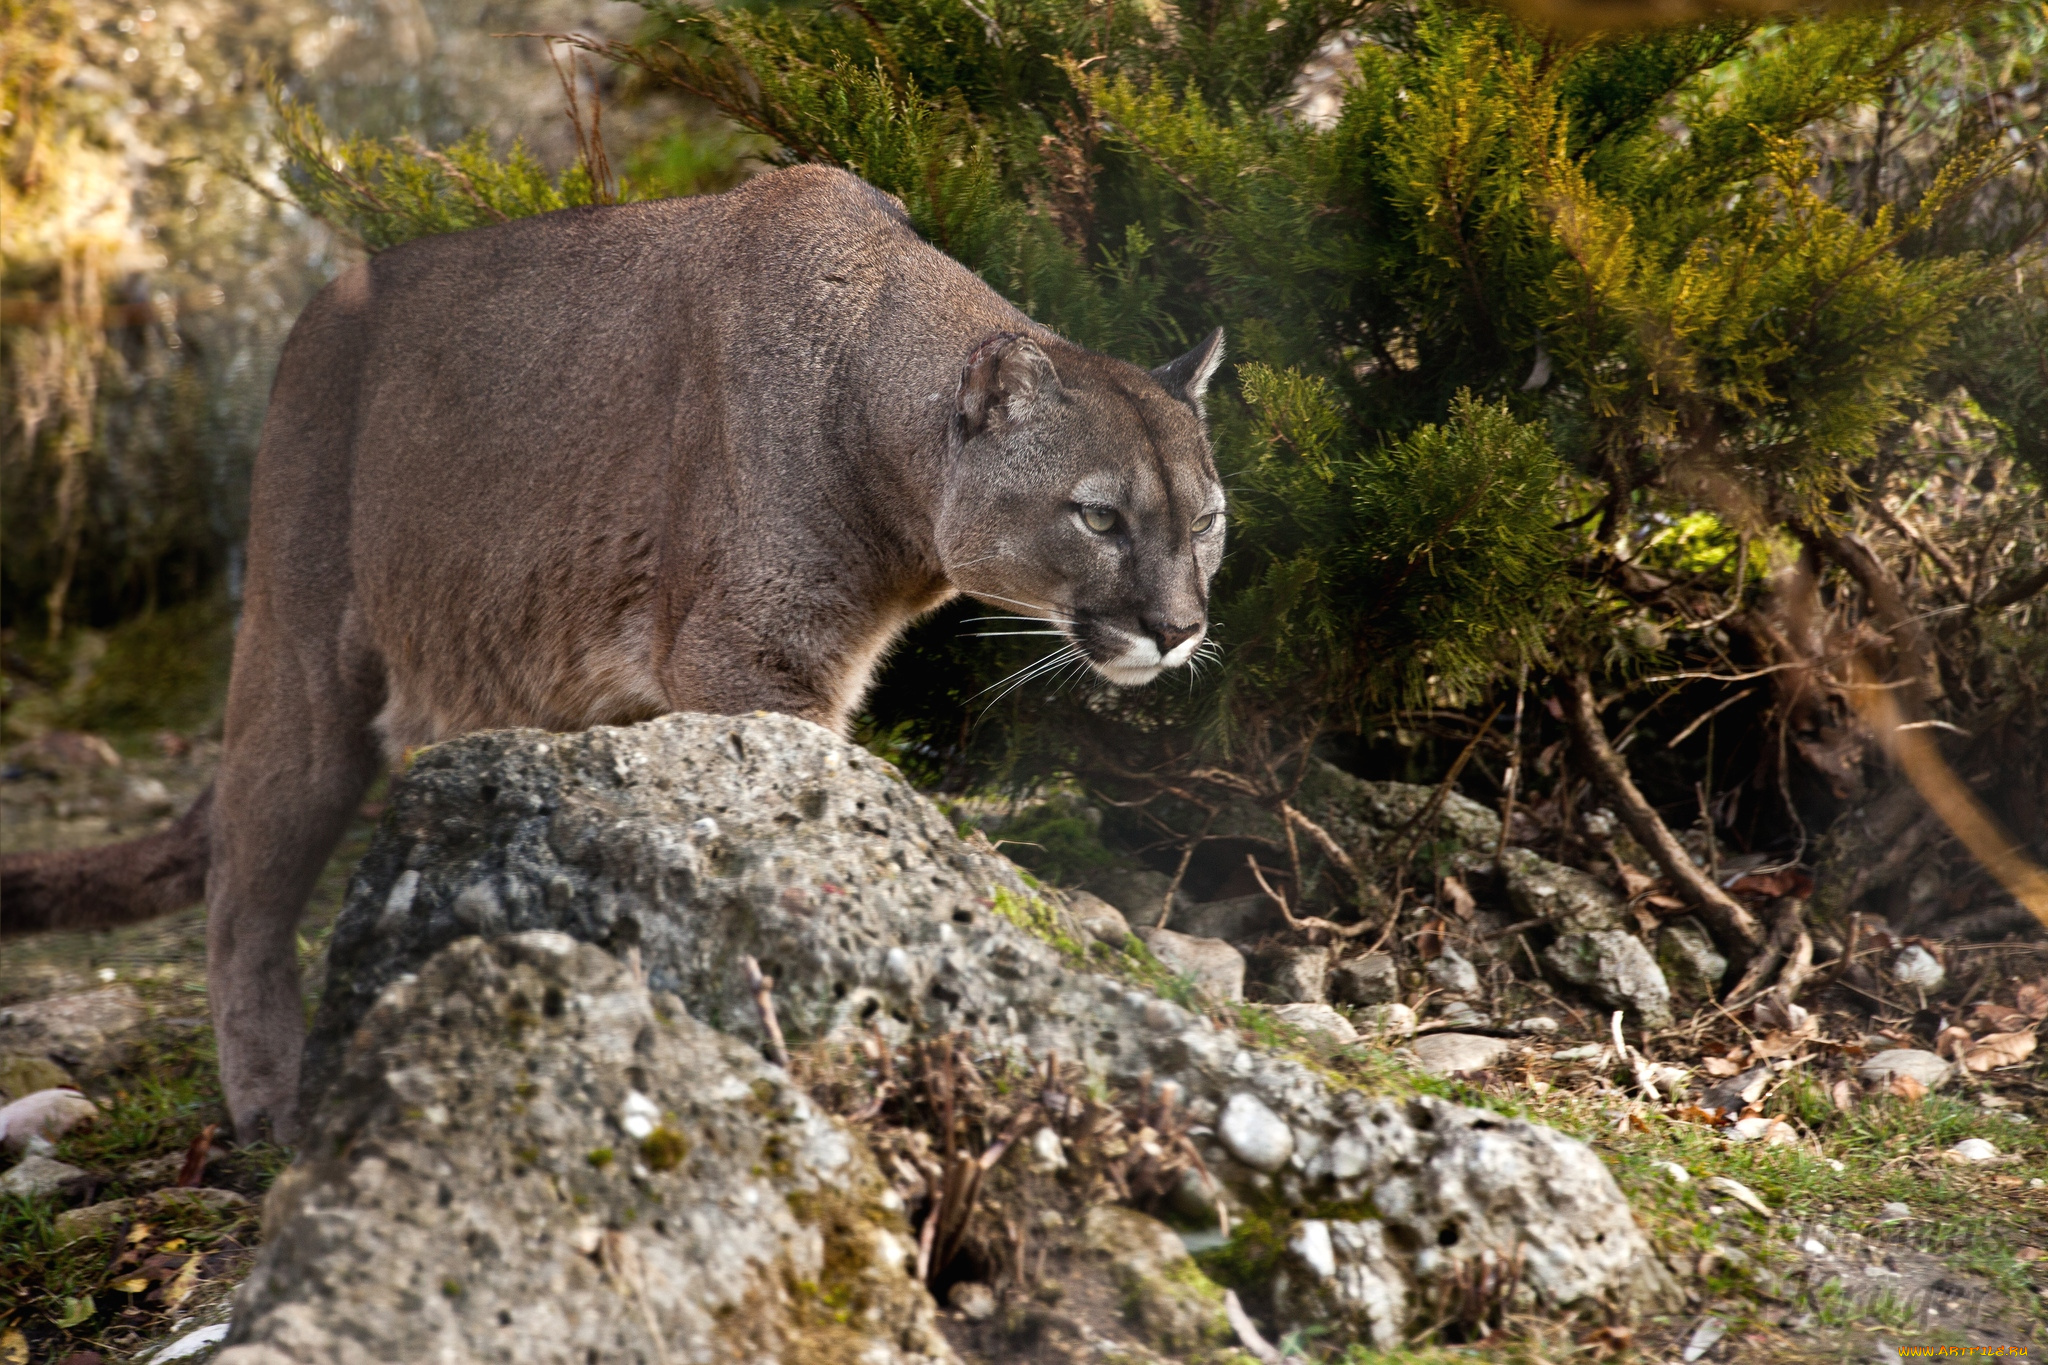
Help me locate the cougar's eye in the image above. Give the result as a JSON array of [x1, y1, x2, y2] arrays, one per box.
[[1192, 511, 1218, 534], [1081, 505, 1118, 533]]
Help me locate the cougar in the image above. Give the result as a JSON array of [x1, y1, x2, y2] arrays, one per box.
[[0, 166, 1227, 1141]]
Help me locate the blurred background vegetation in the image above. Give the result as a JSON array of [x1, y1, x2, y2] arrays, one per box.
[[3, 0, 2044, 958]]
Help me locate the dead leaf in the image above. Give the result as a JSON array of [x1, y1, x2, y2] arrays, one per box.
[[1441, 876, 1476, 921], [175, 1122, 217, 1188], [111, 1278, 148, 1294], [1964, 1031, 2038, 1073], [1616, 862, 1657, 900], [2019, 1247, 2046, 1263], [1, 1328, 26, 1365], [1889, 1072, 1929, 1102], [2019, 979, 2048, 1020], [1728, 868, 1814, 899], [1936, 1025, 1975, 1061], [1646, 894, 1687, 912], [160, 1252, 203, 1310], [1677, 1104, 1723, 1125], [1966, 1003, 2033, 1034], [1578, 1324, 1634, 1358], [1704, 1056, 1743, 1078], [1751, 988, 1813, 1036], [1830, 1079, 1858, 1113]]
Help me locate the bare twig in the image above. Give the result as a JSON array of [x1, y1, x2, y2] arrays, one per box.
[[1158, 806, 1216, 929], [1224, 1290, 1285, 1364], [1248, 855, 1375, 939], [1666, 686, 1756, 750], [1562, 672, 1764, 966], [742, 955, 790, 1069]]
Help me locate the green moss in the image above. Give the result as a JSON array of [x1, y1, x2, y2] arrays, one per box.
[[440, 1277, 464, 1298], [49, 595, 235, 741], [586, 1148, 615, 1170], [640, 1127, 689, 1173], [991, 886, 1088, 963]]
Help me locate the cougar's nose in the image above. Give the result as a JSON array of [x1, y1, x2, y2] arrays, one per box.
[[1145, 618, 1202, 656]]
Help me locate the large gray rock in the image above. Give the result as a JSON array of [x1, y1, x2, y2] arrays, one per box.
[[1064, 889, 1132, 946], [1251, 944, 1329, 1004], [1080, 1205, 1229, 1353], [1541, 931, 1674, 1029], [1330, 952, 1400, 1007], [222, 932, 949, 1365], [302, 713, 1677, 1338], [0, 1152, 86, 1198], [0, 983, 149, 1077], [1135, 927, 1247, 1003], [1296, 761, 1504, 869], [1501, 850, 1628, 933], [1167, 894, 1283, 944], [1409, 1033, 1516, 1077]]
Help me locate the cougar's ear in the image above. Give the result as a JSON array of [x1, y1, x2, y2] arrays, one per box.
[[958, 335, 1062, 438], [1150, 328, 1226, 415]]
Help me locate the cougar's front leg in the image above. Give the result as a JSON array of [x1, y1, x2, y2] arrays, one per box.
[[206, 605, 381, 1145]]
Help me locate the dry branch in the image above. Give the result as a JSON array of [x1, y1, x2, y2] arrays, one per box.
[[1562, 672, 1764, 965]]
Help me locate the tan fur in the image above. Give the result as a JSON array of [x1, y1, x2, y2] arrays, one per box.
[[0, 167, 1226, 1141]]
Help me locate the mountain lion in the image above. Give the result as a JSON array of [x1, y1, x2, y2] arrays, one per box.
[[0, 165, 1227, 1141]]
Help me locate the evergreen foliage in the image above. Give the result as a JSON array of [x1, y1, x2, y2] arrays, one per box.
[[274, 0, 2045, 806]]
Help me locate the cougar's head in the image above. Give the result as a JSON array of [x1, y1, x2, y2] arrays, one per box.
[[937, 329, 1226, 688]]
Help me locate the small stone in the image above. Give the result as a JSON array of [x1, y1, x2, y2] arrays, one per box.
[[1890, 946, 1945, 992], [55, 1198, 135, 1239], [125, 776, 174, 812], [1329, 952, 1398, 1006], [1501, 849, 1628, 932], [1424, 947, 1480, 997], [1551, 1044, 1604, 1062], [1878, 1201, 1912, 1222], [948, 1281, 997, 1320], [1217, 1093, 1294, 1173], [1027, 1125, 1067, 1173], [1167, 894, 1282, 944], [1251, 945, 1329, 1004], [144, 1323, 230, 1363], [619, 1090, 660, 1140], [1083, 866, 1184, 925], [1541, 931, 1674, 1028], [1946, 1137, 1999, 1163], [0, 1152, 87, 1198], [1270, 1003, 1359, 1046], [1135, 928, 1245, 1003], [1065, 891, 1131, 946], [1701, 1176, 1771, 1218], [1656, 918, 1729, 996], [0, 1088, 96, 1151], [0, 984, 148, 1078], [1858, 1049, 1954, 1092], [1410, 1032, 1513, 1077], [1434, 1000, 1490, 1028], [1358, 1002, 1416, 1037], [0, 1053, 77, 1101], [1514, 1016, 1559, 1035]]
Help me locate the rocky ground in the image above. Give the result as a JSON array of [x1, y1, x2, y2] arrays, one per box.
[[4, 715, 2048, 1365]]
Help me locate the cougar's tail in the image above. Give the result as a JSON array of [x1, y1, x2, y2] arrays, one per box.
[[0, 783, 213, 936]]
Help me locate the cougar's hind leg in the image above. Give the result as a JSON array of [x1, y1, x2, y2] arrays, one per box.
[[206, 606, 381, 1146]]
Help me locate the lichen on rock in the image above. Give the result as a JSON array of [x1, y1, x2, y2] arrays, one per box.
[[274, 712, 1676, 1357], [221, 931, 948, 1365]]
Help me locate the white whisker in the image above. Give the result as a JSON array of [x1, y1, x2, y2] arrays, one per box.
[[970, 631, 1069, 638]]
